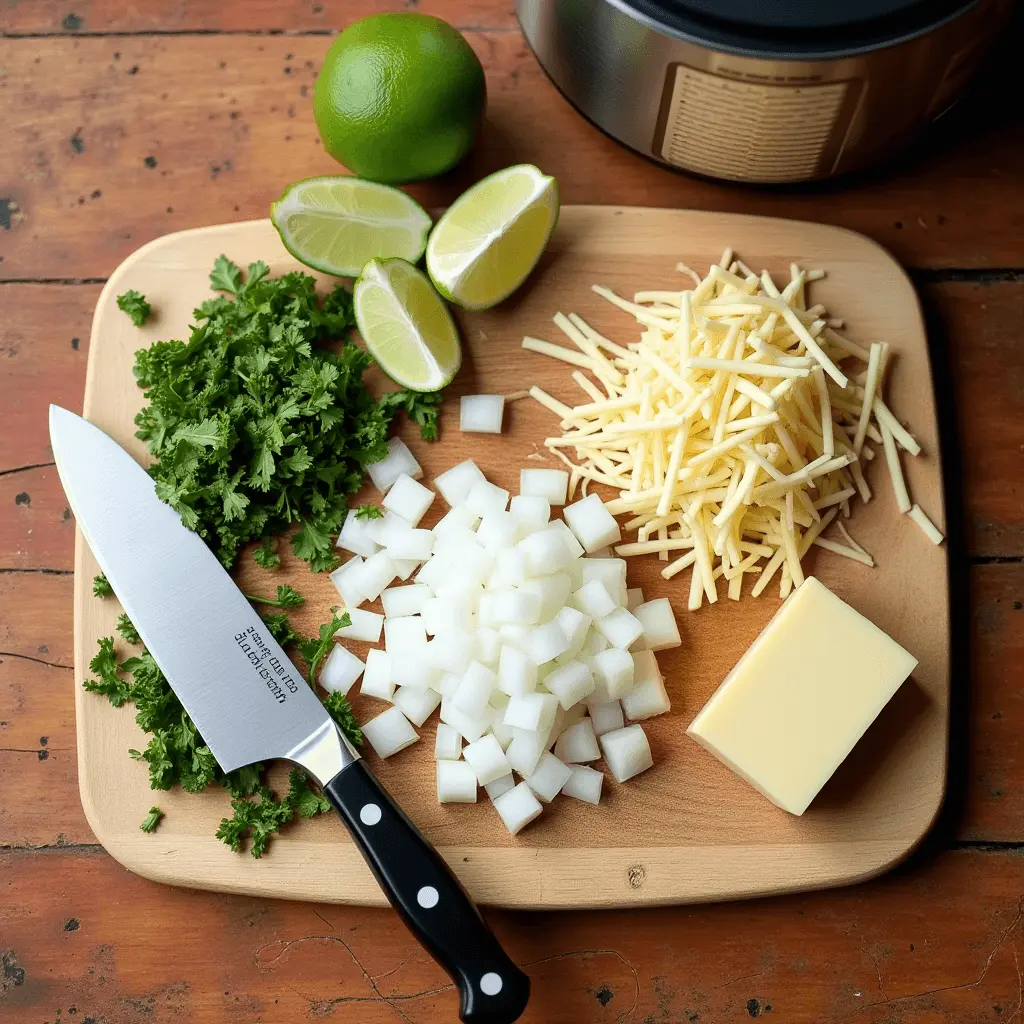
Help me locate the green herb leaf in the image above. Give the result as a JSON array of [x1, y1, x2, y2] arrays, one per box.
[[244, 584, 305, 610], [253, 536, 281, 569], [322, 690, 362, 747], [355, 504, 383, 521], [140, 806, 164, 833], [260, 612, 304, 648], [116, 289, 152, 327], [116, 613, 142, 646], [209, 254, 242, 294], [377, 389, 443, 441], [92, 573, 113, 598], [296, 608, 350, 686], [132, 258, 425, 572]]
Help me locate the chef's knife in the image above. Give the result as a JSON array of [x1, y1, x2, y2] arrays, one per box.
[[50, 405, 530, 1024]]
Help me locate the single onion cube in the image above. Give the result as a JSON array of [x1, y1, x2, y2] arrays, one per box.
[[556, 606, 592, 659], [563, 494, 622, 553], [334, 608, 384, 644], [390, 653, 439, 690], [384, 615, 428, 651], [622, 651, 671, 720], [386, 528, 434, 562], [437, 759, 478, 803], [465, 479, 510, 518], [436, 673, 462, 699], [600, 724, 654, 782], [626, 587, 645, 612], [493, 781, 544, 834], [434, 722, 462, 760], [460, 394, 505, 434], [367, 436, 422, 493], [363, 706, 419, 759], [523, 620, 571, 665], [490, 547, 528, 588], [416, 554, 451, 590], [587, 699, 625, 736], [477, 510, 519, 551], [581, 559, 628, 607], [452, 662, 497, 718], [433, 504, 480, 539], [498, 645, 538, 697], [354, 551, 399, 602], [544, 659, 595, 710], [381, 584, 433, 619], [435, 459, 486, 507], [518, 529, 570, 576], [475, 627, 502, 666], [547, 519, 585, 559], [424, 629, 475, 674], [360, 649, 394, 702], [505, 729, 548, 776], [366, 510, 414, 547], [393, 685, 441, 727], [319, 644, 364, 695], [526, 752, 573, 803], [421, 594, 474, 635], [520, 572, 573, 622], [488, 589, 542, 627], [590, 647, 635, 701], [596, 607, 645, 650], [634, 598, 681, 651], [337, 510, 380, 558], [392, 558, 420, 582], [582, 628, 611, 657], [554, 719, 600, 763], [462, 734, 512, 785], [484, 773, 515, 800], [520, 468, 569, 506], [572, 580, 617, 620], [561, 764, 604, 804], [510, 494, 551, 537], [504, 692, 558, 733], [439, 700, 489, 744], [382, 473, 435, 527], [331, 556, 366, 609]]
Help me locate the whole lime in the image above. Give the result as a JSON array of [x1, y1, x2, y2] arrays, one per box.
[[313, 13, 486, 185]]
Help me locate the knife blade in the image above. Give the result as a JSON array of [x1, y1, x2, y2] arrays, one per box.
[[51, 405, 529, 1024]]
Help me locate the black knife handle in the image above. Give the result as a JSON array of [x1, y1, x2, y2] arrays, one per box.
[[323, 760, 530, 1024]]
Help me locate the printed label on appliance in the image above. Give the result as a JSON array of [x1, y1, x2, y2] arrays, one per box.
[[657, 65, 849, 183]]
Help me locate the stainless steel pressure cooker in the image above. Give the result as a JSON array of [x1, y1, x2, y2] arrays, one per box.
[[517, 0, 1012, 182]]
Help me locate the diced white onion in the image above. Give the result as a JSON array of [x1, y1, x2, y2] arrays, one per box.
[[367, 436, 422, 493], [460, 394, 506, 434]]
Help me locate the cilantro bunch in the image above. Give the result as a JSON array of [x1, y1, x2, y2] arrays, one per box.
[[131, 257, 440, 572]]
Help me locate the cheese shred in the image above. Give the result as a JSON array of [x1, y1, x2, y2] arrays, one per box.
[[522, 249, 943, 606]]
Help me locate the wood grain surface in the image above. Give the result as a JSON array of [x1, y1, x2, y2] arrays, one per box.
[[2, 0, 1024, 1018]]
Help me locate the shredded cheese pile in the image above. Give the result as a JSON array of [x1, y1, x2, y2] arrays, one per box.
[[523, 249, 943, 610]]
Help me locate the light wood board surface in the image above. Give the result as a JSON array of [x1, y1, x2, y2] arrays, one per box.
[[73, 207, 948, 908]]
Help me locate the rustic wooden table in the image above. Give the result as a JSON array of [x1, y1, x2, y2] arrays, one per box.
[[2, 3, 1023, 1021]]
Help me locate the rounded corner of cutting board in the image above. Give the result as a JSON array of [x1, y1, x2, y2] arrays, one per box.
[[75, 207, 952, 909]]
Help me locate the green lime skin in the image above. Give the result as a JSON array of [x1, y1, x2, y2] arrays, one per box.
[[313, 13, 486, 185]]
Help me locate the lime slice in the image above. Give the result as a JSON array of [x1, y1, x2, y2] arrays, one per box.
[[271, 176, 432, 278], [354, 258, 461, 392], [425, 164, 559, 310]]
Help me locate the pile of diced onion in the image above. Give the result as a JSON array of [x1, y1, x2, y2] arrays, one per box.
[[318, 438, 680, 836], [522, 249, 944, 610]]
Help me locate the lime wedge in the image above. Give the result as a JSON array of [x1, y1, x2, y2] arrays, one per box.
[[271, 176, 432, 278], [425, 164, 559, 310], [354, 258, 461, 392]]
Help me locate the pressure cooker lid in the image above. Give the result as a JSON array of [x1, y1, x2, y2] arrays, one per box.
[[628, 0, 981, 57]]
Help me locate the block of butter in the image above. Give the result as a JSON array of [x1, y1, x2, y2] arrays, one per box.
[[687, 577, 918, 815]]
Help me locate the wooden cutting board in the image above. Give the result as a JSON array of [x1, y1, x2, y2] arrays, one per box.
[[73, 207, 948, 908]]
